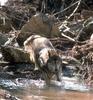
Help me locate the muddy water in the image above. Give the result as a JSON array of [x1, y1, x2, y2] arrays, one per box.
[[0, 77, 93, 100], [18, 89, 93, 100]]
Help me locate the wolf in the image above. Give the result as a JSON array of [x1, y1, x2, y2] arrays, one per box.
[[24, 35, 62, 84]]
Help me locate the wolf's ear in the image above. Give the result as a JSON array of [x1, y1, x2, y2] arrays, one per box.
[[48, 49, 57, 57], [48, 49, 53, 57]]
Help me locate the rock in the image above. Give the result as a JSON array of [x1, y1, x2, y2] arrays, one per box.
[[76, 17, 93, 41], [0, 33, 8, 46], [17, 13, 60, 46], [1, 46, 32, 63]]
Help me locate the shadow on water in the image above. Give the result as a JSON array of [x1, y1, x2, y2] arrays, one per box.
[[0, 77, 93, 100]]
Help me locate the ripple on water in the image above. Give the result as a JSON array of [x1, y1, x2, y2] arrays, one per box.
[[0, 77, 90, 92]]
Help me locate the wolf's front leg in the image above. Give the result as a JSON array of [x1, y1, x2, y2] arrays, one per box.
[[56, 65, 63, 82], [42, 71, 51, 85]]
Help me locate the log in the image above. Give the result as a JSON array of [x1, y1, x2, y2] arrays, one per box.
[[1, 46, 32, 63]]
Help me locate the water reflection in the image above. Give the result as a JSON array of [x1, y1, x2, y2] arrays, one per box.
[[14, 87, 93, 100]]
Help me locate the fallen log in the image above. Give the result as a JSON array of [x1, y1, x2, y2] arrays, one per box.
[[1, 46, 31, 63]]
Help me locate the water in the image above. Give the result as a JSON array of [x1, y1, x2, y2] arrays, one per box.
[[0, 77, 93, 100], [0, 0, 8, 6], [18, 89, 93, 100]]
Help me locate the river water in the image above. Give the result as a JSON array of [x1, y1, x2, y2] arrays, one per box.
[[0, 77, 93, 100]]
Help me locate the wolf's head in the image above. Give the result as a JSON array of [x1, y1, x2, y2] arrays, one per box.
[[38, 49, 62, 81]]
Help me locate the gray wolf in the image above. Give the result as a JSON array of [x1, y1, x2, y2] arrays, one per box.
[[24, 35, 62, 84]]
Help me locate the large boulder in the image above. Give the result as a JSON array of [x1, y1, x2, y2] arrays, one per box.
[[17, 13, 60, 46]]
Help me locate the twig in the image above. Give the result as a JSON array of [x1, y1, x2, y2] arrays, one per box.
[[61, 33, 75, 42], [66, 0, 82, 21], [0, 61, 10, 66], [4, 37, 16, 46], [53, 0, 80, 16], [63, 25, 76, 35], [59, 0, 81, 35], [81, 0, 91, 10]]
